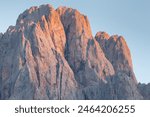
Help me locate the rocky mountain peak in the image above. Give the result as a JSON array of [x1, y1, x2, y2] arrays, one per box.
[[56, 6, 92, 39], [95, 32, 136, 83], [0, 4, 147, 100], [16, 4, 54, 26], [15, 4, 66, 56], [95, 32, 110, 40], [56, 6, 115, 84]]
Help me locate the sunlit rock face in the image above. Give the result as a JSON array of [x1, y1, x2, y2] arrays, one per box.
[[95, 32, 136, 82], [0, 4, 145, 100], [0, 5, 78, 100], [95, 32, 143, 99], [56, 7, 115, 86]]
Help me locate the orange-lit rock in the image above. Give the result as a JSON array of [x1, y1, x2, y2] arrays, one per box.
[[0, 5, 78, 99], [57, 7, 115, 85], [0, 4, 145, 100], [96, 32, 136, 82]]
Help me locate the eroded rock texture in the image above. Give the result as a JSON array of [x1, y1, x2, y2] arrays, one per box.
[[56, 7, 114, 86], [138, 83, 150, 99], [95, 32, 136, 82], [0, 5, 78, 100], [0, 4, 147, 99]]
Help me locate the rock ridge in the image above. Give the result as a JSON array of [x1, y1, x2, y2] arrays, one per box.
[[0, 4, 147, 100]]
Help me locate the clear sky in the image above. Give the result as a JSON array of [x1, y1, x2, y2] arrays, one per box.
[[0, 0, 149, 83]]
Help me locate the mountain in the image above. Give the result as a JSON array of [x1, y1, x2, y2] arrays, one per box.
[[138, 83, 150, 99], [95, 32, 136, 82], [0, 4, 148, 99]]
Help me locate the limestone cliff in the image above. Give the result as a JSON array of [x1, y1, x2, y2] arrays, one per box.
[[95, 32, 136, 82], [0, 4, 146, 99]]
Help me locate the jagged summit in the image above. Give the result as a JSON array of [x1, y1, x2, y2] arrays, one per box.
[[56, 6, 92, 39], [0, 4, 146, 100], [95, 32, 110, 40], [95, 31, 125, 42], [56, 6, 79, 15], [16, 4, 54, 25], [95, 32, 136, 83]]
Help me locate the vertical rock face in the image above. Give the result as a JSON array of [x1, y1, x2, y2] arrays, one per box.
[[95, 32, 136, 82], [0, 33, 3, 39], [56, 7, 115, 87], [0, 4, 147, 100], [0, 5, 78, 99], [16, 4, 66, 55], [95, 32, 143, 99]]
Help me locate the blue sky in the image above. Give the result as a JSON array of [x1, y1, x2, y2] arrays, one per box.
[[0, 0, 149, 83]]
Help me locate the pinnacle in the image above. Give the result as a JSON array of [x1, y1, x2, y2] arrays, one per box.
[[95, 31, 110, 40], [16, 4, 55, 26]]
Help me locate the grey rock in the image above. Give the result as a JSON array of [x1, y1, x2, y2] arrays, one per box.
[[56, 7, 115, 86], [80, 73, 143, 100], [0, 4, 148, 100], [95, 32, 137, 83], [138, 83, 150, 99], [0, 33, 3, 39], [95, 32, 143, 99], [0, 4, 78, 100]]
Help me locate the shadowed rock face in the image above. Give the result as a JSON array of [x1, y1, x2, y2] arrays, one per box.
[[138, 83, 150, 99], [0, 4, 146, 100], [95, 32, 136, 83], [0, 33, 3, 39], [56, 7, 115, 86]]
